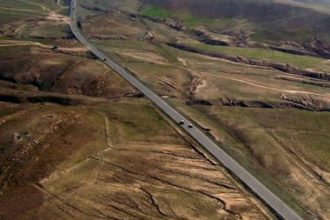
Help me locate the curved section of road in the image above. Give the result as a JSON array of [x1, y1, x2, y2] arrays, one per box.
[[70, 1, 302, 220]]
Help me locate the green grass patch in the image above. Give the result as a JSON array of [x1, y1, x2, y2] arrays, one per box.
[[185, 42, 330, 72], [183, 15, 219, 28], [140, 5, 221, 28], [140, 6, 173, 19]]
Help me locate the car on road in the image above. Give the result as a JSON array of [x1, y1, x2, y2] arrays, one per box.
[[188, 124, 193, 128], [178, 120, 185, 125]]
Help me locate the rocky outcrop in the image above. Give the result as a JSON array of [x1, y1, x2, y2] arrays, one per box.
[[137, 14, 184, 31], [219, 97, 274, 109], [165, 19, 184, 31], [186, 95, 330, 112], [191, 28, 232, 46], [281, 94, 330, 111], [303, 38, 330, 59], [268, 45, 316, 57]]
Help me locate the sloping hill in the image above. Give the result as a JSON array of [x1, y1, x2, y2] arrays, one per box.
[[141, 0, 330, 46]]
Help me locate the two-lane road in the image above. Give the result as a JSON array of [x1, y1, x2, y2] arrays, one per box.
[[70, 1, 302, 219]]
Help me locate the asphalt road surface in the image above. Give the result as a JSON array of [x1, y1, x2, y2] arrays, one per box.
[[70, 1, 303, 219]]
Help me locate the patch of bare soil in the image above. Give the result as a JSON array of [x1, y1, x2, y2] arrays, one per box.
[[35, 141, 268, 220], [116, 50, 169, 65], [0, 103, 112, 218], [214, 75, 330, 98], [0, 40, 87, 54], [46, 11, 69, 24], [0, 102, 269, 220], [185, 75, 211, 105]]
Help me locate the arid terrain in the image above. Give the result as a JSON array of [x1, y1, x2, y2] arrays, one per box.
[[0, 1, 277, 220], [76, 0, 330, 219], [0, 0, 330, 219]]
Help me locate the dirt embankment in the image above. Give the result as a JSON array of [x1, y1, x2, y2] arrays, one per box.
[[304, 38, 330, 59], [167, 42, 330, 81], [268, 45, 317, 57], [280, 94, 330, 111], [190, 28, 248, 47], [187, 94, 330, 112], [185, 76, 213, 106], [183, 74, 330, 111], [0, 92, 92, 106], [219, 95, 330, 111], [189, 28, 325, 58]]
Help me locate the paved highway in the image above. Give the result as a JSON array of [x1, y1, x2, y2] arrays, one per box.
[[70, 1, 303, 219]]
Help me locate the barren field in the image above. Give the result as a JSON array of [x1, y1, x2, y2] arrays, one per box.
[[0, 99, 270, 220], [0, 1, 272, 219], [79, 2, 330, 219]]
